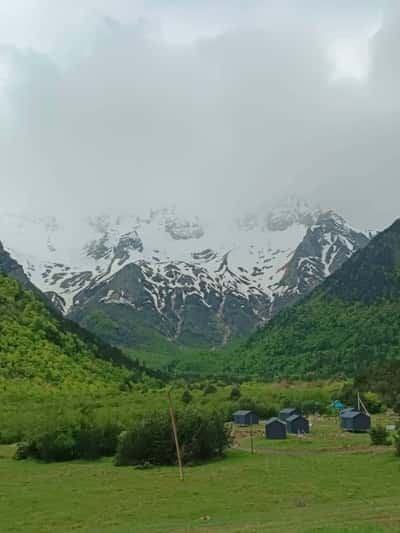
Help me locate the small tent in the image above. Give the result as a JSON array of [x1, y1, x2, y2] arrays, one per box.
[[331, 400, 345, 411]]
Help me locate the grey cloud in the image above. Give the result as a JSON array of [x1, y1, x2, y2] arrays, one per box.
[[0, 2, 399, 229]]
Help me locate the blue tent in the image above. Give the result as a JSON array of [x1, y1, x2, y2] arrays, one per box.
[[331, 400, 345, 411]]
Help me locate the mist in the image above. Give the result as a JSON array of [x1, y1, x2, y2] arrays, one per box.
[[0, 1, 399, 229]]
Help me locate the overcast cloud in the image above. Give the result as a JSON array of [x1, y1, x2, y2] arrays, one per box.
[[0, 1, 399, 228]]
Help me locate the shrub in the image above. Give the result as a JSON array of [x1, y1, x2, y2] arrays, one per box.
[[336, 386, 384, 415], [15, 413, 123, 462], [181, 390, 193, 404], [255, 404, 279, 419], [238, 397, 256, 412], [115, 409, 230, 466], [32, 426, 77, 462], [229, 386, 241, 401], [363, 392, 384, 414], [370, 425, 391, 446], [301, 400, 326, 415], [203, 384, 217, 395], [115, 412, 174, 467], [14, 441, 34, 461]]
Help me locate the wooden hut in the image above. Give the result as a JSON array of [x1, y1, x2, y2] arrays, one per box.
[[340, 410, 371, 432], [233, 410, 259, 426], [286, 414, 310, 434], [265, 417, 287, 440]]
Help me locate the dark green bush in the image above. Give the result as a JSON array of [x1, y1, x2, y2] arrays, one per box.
[[32, 426, 77, 462], [255, 404, 279, 419], [336, 385, 383, 414], [203, 384, 217, 395], [115, 408, 230, 466], [370, 425, 391, 446], [238, 397, 256, 411], [301, 400, 326, 415], [229, 386, 241, 400], [181, 389, 193, 404], [14, 441, 34, 460], [15, 413, 123, 462], [115, 413, 174, 466]]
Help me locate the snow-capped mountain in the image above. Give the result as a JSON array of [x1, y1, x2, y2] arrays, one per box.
[[0, 200, 372, 346]]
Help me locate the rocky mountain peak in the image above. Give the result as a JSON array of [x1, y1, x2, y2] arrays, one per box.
[[0, 203, 373, 347]]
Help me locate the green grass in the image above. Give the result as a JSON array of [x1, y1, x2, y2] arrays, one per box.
[[1, 416, 400, 533], [239, 414, 397, 453], [0, 379, 342, 444]]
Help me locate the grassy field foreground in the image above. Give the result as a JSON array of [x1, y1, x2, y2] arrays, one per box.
[[1, 416, 400, 533]]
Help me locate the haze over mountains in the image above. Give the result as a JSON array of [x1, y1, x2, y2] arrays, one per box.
[[0, 198, 373, 349]]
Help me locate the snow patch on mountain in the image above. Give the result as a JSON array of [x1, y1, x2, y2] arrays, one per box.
[[0, 199, 373, 345]]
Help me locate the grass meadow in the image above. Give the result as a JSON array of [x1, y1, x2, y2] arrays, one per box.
[[1, 414, 400, 533]]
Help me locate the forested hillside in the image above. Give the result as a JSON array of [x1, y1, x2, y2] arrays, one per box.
[[226, 219, 400, 380], [0, 274, 156, 389]]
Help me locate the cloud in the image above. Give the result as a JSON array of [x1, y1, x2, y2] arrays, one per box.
[[0, 1, 399, 228]]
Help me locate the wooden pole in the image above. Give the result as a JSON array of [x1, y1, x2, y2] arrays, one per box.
[[250, 424, 254, 455], [358, 393, 370, 416], [168, 390, 184, 481]]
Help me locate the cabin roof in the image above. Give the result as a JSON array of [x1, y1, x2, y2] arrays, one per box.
[[341, 410, 367, 419], [266, 417, 285, 425], [286, 414, 305, 423]]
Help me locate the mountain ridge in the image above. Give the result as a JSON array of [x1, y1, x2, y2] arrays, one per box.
[[0, 200, 372, 349], [231, 217, 400, 380]]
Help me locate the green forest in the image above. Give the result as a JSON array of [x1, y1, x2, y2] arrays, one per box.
[[0, 274, 158, 390], [222, 219, 400, 380]]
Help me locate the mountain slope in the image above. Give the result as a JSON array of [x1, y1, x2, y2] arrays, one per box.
[[0, 241, 38, 291], [270, 211, 372, 315], [230, 219, 400, 380], [0, 201, 372, 349], [0, 249, 154, 388]]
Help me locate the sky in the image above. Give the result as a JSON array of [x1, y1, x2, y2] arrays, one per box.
[[0, 0, 399, 229]]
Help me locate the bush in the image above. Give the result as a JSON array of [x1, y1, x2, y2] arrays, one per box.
[[181, 390, 193, 404], [229, 386, 241, 401], [115, 408, 231, 466], [255, 404, 279, 419], [238, 397, 256, 412], [32, 426, 77, 462], [370, 425, 391, 446], [363, 392, 384, 414], [15, 413, 123, 462], [14, 441, 34, 461], [203, 384, 217, 395], [301, 400, 326, 415], [336, 386, 384, 415]]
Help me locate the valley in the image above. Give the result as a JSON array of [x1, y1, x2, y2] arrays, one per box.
[[2, 3, 400, 531], [1, 381, 399, 533]]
